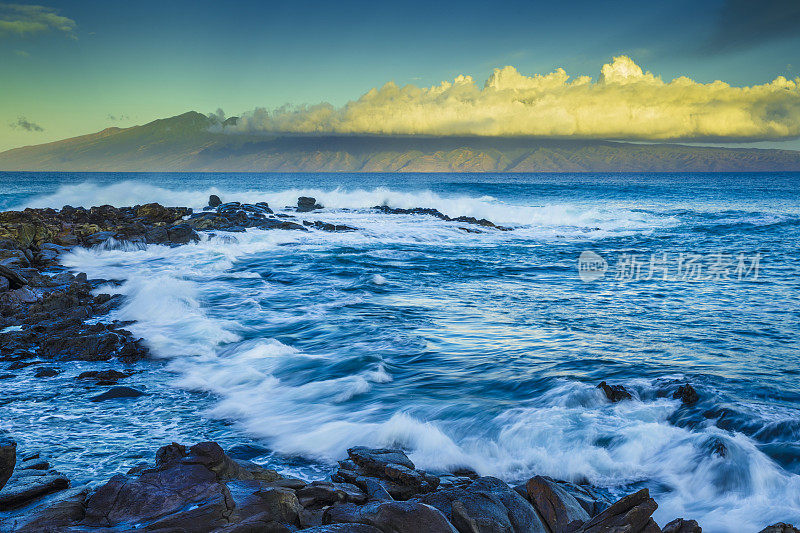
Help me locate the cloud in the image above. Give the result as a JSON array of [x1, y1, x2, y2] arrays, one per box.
[[13, 48, 28, 56], [705, 0, 800, 53], [9, 116, 43, 132], [220, 56, 800, 142], [0, 3, 76, 39]]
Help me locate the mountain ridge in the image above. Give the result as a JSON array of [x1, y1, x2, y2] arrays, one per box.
[[2, 111, 800, 172]]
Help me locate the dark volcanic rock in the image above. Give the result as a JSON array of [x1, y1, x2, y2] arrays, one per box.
[[0, 472, 70, 511], [578, 488, 658, 533], [673, 384, 699, 405], [90, 386, 147, 402], [525, 475, 590, 531], [324, 500, 458, 533], [758, 524, 800, 533], [209, 194, 223, 207], [598, 381, 633, 402], [33, 367, 59, 378], [304, 525, 383, 532], [418, 476, 548, 533], [298, 196, 323, 212], [0, 485, 89, 532], [78, 441, 283, 531], [0, 433, 16, 491], [0, 264, 28, 289], [333, 447, 439, 500], [306, 220, 358, 232], [372, 205, 511, 231], [663, 517, 702, 532], [77, 369, 131, 383]]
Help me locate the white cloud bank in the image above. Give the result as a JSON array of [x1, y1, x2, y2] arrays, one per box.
[[223, 56, 800, 142]]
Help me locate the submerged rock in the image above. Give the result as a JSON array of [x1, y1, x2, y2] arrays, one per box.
[[0, 433, 16, 491], [673, 383, 700, 405], [90, 386, 147, 402], [372, 205, 511, 230], [597, 381, 633, 402], [33, 367, 58, 378]]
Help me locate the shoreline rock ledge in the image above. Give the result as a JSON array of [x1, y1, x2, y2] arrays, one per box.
[[0, 439, 795, 532]]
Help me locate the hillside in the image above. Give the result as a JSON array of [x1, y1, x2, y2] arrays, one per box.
[[1, 111, 799, 172]]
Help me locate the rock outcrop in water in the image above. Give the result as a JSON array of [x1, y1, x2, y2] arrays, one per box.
[[0, 196, 507, 370], [372, 205, 512, 231], [0, 441, 708, 533]]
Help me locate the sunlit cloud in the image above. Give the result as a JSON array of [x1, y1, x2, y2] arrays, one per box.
[[9, 116, 43, 132], [221, 56, 800, 142], [0, 3, 76, 39]]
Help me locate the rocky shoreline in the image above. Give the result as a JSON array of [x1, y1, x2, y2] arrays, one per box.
[[0, 196, 796, 532]]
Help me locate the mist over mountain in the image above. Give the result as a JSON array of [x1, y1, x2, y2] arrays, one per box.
[[1, 111, 799, 172]]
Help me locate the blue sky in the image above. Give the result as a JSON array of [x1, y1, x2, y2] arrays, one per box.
[[1, 0, 799, 150]]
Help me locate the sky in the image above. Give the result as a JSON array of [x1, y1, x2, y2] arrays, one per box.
[[1, 0, 799, 151]]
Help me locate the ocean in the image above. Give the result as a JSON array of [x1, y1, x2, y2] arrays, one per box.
[[2, 171, 799, 532]]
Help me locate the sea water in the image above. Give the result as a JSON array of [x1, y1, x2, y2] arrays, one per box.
[[1, 171, 799, 532]]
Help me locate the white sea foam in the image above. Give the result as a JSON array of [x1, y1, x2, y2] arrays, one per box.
[[20, 180, 674, 238], [49, 179, 800, 532]]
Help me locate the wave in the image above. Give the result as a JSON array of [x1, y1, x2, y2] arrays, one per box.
[[21, 180, 674, 237], [57, 232, 800, 532]]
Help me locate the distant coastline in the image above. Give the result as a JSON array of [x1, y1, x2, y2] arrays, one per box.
[[2, 112, 800, 173]]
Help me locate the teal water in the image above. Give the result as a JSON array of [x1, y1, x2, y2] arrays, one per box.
[[1, 172, 800, 531]]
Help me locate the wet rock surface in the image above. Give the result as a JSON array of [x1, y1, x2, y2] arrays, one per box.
[[597, 380, 633, 402], [372, 205, 512, 231], [0, 441, 794, 532], [673, 383, 700, 405]]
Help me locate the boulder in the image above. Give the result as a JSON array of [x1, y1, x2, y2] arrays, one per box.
[[334, 447, 439, 500], [0, 433, 16, 491], [76, 369, 131, 383], [418, 476, 548, 533], [598, 381, 633, 402], [673, 384, 699, 405], [663, 517, 702, 532], [0, 265, 28, 289], [168, 223, 200, 244], [298, 196, 323, 212], [297, 481, 368, 508], [209, 194, 223, 207], [324, 500, 458, 533], [77, 441, 287, 531], [525, 475, 590, 531], [90, 386, 147, 402], [0, 472, 69, 510], [33, 367, 59, 378], [0, 485, 89, 532], [757, 526, 800, 533], [578, 488, 658, 533]]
